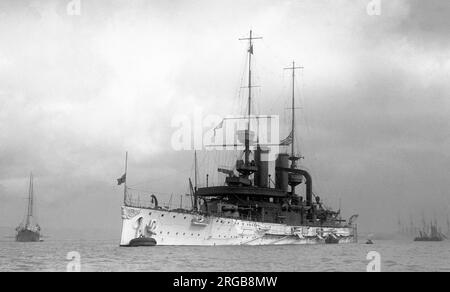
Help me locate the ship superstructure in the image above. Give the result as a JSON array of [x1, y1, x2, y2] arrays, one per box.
[[119, 31, 358, 246], [16, 173, 41, 242]]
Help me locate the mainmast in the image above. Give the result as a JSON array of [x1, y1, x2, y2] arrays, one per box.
[[26, 173, 33, 226], [284, 61, 303, 168], [284, 61, 303, 196], [239, 30, 262, 167]]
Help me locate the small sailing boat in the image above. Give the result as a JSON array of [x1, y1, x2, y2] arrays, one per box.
[[15, 173, 42, 242]]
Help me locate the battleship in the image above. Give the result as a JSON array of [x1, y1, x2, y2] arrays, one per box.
[[15, 173, 42, 242], [119, 31, 358, 246]]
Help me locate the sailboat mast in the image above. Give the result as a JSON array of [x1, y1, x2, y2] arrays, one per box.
[[26, 173, 33, 226]]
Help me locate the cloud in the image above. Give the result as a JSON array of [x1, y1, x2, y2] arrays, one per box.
[[397, 0, 450, 46]]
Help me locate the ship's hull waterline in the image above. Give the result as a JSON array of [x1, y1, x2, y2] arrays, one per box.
[[16, 229, 41, 242], [120, 206, 357, 246]]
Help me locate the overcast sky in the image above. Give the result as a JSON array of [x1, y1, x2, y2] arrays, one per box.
[[0, 0, 449, 238]]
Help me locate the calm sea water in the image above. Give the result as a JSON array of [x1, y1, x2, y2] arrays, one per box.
[[0, 239, 449, 272]]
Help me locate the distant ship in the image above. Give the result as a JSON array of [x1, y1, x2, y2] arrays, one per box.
[[414, 220, 445, 242], [15, 173, 41, 242], [119, 31, 358, 246]]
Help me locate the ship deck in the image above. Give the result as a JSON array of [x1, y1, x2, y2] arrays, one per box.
[[123, 203, 349, 229]]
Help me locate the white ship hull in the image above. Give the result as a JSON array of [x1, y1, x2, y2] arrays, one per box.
[[120, 206, 357, 246]]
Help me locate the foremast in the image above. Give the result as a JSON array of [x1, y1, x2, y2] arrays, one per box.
[[237, 30, 262, 180]]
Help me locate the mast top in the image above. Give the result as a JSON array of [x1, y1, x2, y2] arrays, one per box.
[[238, 30, 263, 42], [284, 60, 303, 71]]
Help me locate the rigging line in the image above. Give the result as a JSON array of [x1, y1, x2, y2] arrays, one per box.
[[234, 48, 249, 117], [294, 69, 322, 192], [127, 187, 181, 197], [199, 150, 208, 187], [127, 167, 193, 189], [293, 75, 304, 158], [218, 47, 247, 183], [299, 67, 311, 134], [190, 151, 195, 179], [294, 69, 309, 145]]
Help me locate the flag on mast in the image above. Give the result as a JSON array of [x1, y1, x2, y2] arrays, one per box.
[[117, 173, 126, 185]]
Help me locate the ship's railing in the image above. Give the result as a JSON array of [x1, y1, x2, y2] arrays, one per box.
[[124, 189, 194, 211]]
